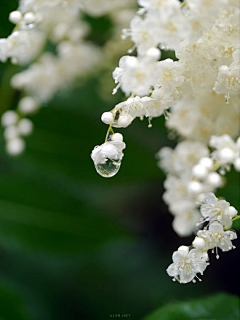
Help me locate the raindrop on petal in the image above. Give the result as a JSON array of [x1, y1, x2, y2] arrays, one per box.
[[95, 159, 121, 178]]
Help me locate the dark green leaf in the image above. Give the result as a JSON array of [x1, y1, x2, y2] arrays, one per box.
[[142, 293, 240, 320]]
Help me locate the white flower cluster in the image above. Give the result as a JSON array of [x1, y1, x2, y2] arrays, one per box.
[[157, 135, 240, 237], [0, 0, 100, 155], [92, 0, 240, 284], [1, 0, 136, 155], [167, 192, 238, 284]]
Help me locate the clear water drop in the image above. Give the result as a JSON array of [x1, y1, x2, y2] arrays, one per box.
[[95, 159, 121, 178]]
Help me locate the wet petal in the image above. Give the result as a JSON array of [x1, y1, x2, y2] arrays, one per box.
[[209, 221, 224, 232], [179, 270, 195, 283], [166, 263, 179, 277], [172, 250, 186, 263]]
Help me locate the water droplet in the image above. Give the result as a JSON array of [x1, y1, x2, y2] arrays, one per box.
[[95, 159, 121, 178]]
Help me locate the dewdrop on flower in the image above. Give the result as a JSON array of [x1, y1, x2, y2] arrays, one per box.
[[91, 134, 126, 178]]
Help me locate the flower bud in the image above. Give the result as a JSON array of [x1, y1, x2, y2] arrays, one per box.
[[234, 158, 240, 172], [188, 181, 203, 194], [111, 133, 123, 142], [192, 237, 205, 249], [24, 12, 36, 24], [218, 147, 235, 163], [18, 119, 33, 136], [18, 97, 39, 114], [9, 11, 22, 24], [1, 111, 18, 127], [199, 157, 213, 170], [227, 206, 238, 218], [146, 48, 161, 60], [6, 138, 25, 155], [101, 112, 114, 125], [206, 172, 222, 188], [4, 126, 19, 140], [192, 164, 208, 179]]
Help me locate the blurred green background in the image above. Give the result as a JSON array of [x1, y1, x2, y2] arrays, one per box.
[[0, 1, 239, 319]]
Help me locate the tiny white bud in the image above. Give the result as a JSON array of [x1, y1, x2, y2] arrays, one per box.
[[188, 181, 203, 194], [9, 11, 22, 24], [4, 125, 19, 140], [234, 158, 240, 172], [146, 48, 161, 60], [192, 164, 208, 179], [1, 111, 18, 127], [178, 245, 189, 253], [18, 97, 39, 114], [218, 147, 235, 163], [236, 137, 240, 149], [118, 115, 132, 128], [192, 237, 205, 249], [206, 172, 222, 188], [218, 65, 229, 73], [6, 137, 25, 155], [199, 157, 213, 170], [18, 119, 33, 136], [24, 12, 36, 24], [101, 112, 114, 125], [111, 133, 123, 142], [126, 56, 138, 68], [228, 206, 238, 218]]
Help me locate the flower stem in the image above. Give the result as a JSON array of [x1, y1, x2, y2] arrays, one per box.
[[232, 215, 240, 222], [181, 1, 187, 9], [105, 125, 114, 142]]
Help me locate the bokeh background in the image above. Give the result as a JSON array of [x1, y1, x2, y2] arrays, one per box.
[[0, 1, 240, 319]]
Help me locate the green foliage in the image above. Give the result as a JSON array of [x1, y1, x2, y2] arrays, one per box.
[[142, 293, 240, 320], [0, 281, 32, 320]]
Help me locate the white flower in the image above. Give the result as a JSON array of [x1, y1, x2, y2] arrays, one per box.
[[209, 135, 240, 165], [156, 5, 191, 50], [6, 137, 25, 155], [91, 140, 126, 165], [171, 201, 201, 237], [197, 221, 237, 254], [157, 140, 209, 175], [112, 55, 160, 96], [123, 15, 159, 55], [156, 59, 185, 95], [214, 63, 240, 103], [167, 247, 209, 283], [200, 192, 235, 227], [0, 30, 45, 65]]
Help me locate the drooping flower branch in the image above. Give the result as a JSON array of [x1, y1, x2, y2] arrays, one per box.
[[91, 0, 240, 283], [0, 0, 136, 155]]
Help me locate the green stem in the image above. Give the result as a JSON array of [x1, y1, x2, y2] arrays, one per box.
[[105, 125, 114, 142], [181, 1, 187, 8], [232, 215, 240, 222], [213, 162, 222, 171]]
